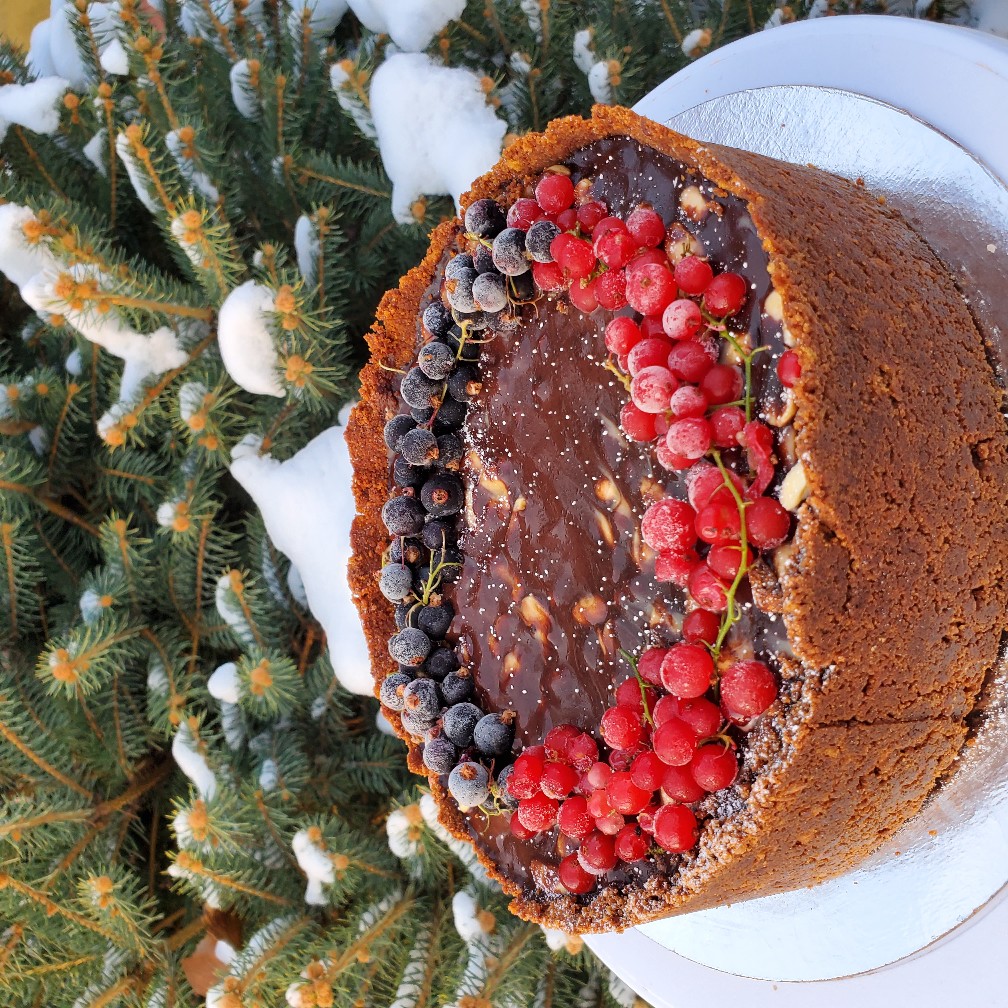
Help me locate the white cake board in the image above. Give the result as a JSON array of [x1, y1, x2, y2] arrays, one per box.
[[586, 17, 1008, 1004]]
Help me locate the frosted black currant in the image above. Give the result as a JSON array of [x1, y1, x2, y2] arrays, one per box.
[[526, 220, 560, 262], [432, 396, 466, 434], [389, 538, 421, 565], [442, 702, 483, 748], [381, 495, 425, 537], [495, 765, 519, 809], [420, 473, 464, 518], [400, 427, 439, 466], [379, 672, 413, 712], [402, 678, 442, 721], [447, 365, 482, 403], [472, 271, 508, 313], [473, 712, 515, 758], [465, 198, 506, 239], [423, 733, 459, 775], [388, 627, 431, 667], [445, 267, 478, 313], [448, 762, 490, 809], [491, 227, 529, 276], [393, 457, 424, 489], [435, 432, 464, 469], [417, 598, 454, 639], [440, 669, 474, 704], [444, 253, 474, 280], [383, 414, 416, 453], [378, 563, 413, 602], [401, 706, 437, 737], [418, 341, 455, 381], [422, 299, 453, 339], [400, 367, 442, 411], [425, 647, 460, 681]]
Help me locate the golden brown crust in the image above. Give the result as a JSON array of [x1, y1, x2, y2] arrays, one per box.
[[346, 106, 1008, 932]]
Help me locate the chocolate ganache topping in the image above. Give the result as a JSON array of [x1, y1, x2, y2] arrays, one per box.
[[393, 136, 795, 893]]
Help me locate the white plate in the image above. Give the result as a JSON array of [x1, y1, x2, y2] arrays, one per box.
[[586, 17, 1008, 1005]]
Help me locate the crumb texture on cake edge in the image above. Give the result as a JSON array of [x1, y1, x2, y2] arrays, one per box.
[[346, 104, 1008, 934]]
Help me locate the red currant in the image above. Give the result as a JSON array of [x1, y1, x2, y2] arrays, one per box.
[[652, 694, 681, 726], [720, 660, 777, 720], [594, 269, 627, 310], [606, 771, 652, 814], [626, 206, 666, 248], [652, 717, 697, 766], [710, 405, 746, 448], [597, 809, 628, 836], [688, 566, 729, 612], [665, 417, 712, 461], [695, 500, 741, 545], [631, 366, 678, 414], [600, 705, 643, 750], [604, 315, 641, 356], [615, 823, 651, 862], [777, 348, 801, 387], [509, 813, 537, 839], [580, 831, 617, 872], [540, 761, 580, 799], [641, 497, 697, 553], [703, 272, 747, 316], [627, 337, 674, 376], [516, 792, 559, 832], [691, 745, 738, 792], [660, 644, 714, 699], [594, 225, 635, 269], [584, 761, 613, 791], [662, 764, 706, 803], [630, 751, 666, 791], [655, 442, 694, 471], [653, 804, 698, 852], [626, 248, 668, 278], [619, 402, 658, 442], [746, 496, 792, 550], [707, 543, 752, 581], [567, 733, 599, 772], [682, 608, 721, 646], [637, 803, 660, 833], [638, 647, 669, 686], [654, 550, 700, 588], [544, 723, 580, 761], [550, 233, 595, 278], [667, 338, 716, 382], [673, 255, 713, 296], [559, 852, 596, 893], [615, 677, 645, 710], [568, 275, 598, 313], [532, 260, 565, 292], [508, 748, 546, 799], [555, 207, 578, 231], [678, 697, 722, 739], [557, 795, 594, 840], [577, 199, 608, 230], [535, 173, 575, 213], [686, 463, 744, 511], [587, 788, 613, 820], [626, 263, 677, 317], [507, 197, 543, 230], [700, 364, 743, 405], [662, 297, 704, 341], [592, 215, 624, 240], [670, 384, 708, 418]]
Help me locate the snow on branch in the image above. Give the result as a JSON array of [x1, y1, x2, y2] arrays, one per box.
[[347, 0, 466, 51]]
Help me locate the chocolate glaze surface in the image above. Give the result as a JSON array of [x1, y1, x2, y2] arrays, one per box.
[[435, 137, 790, 892]]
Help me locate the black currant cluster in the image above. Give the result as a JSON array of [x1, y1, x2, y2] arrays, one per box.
[[378, 211, 529, 811]]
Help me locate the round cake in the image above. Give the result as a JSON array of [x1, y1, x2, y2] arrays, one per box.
[[347, 106, 1008, 933]]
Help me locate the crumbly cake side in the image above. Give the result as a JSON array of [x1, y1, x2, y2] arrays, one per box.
[[347, 105, 1008, 932]]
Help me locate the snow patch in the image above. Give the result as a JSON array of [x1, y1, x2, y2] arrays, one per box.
[[0, 77, 70, 144], [172, 721, 217, 800], [83, 130, 108, 176], [215, 571, 256, 647], [208, 662, 240, 704], [229, 59, 259, 118], [100, 37, 130, 76], [370, 53, 506, 222], [259, 758, 278, 791], [294, 214, 320, 285], [228, 406, 373, 695], [217, 281, 284, 397], [166, 130, 220, 203], [287, 0, 348, 35], [329, 61, 376, 138], [452, 888, 495, 944], [116, 132, 160, 214], [347, 0, 465, 51], [292, 828, 335, 904], [79, 588, 105, 624], [389, 926, 432, 1008]]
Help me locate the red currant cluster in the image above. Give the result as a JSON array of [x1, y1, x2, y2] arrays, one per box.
[[504, 642, 777, 895]]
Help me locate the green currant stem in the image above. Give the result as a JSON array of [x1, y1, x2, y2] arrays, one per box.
[[619, 648, 654, 727], [710, 450, 751, 661]]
